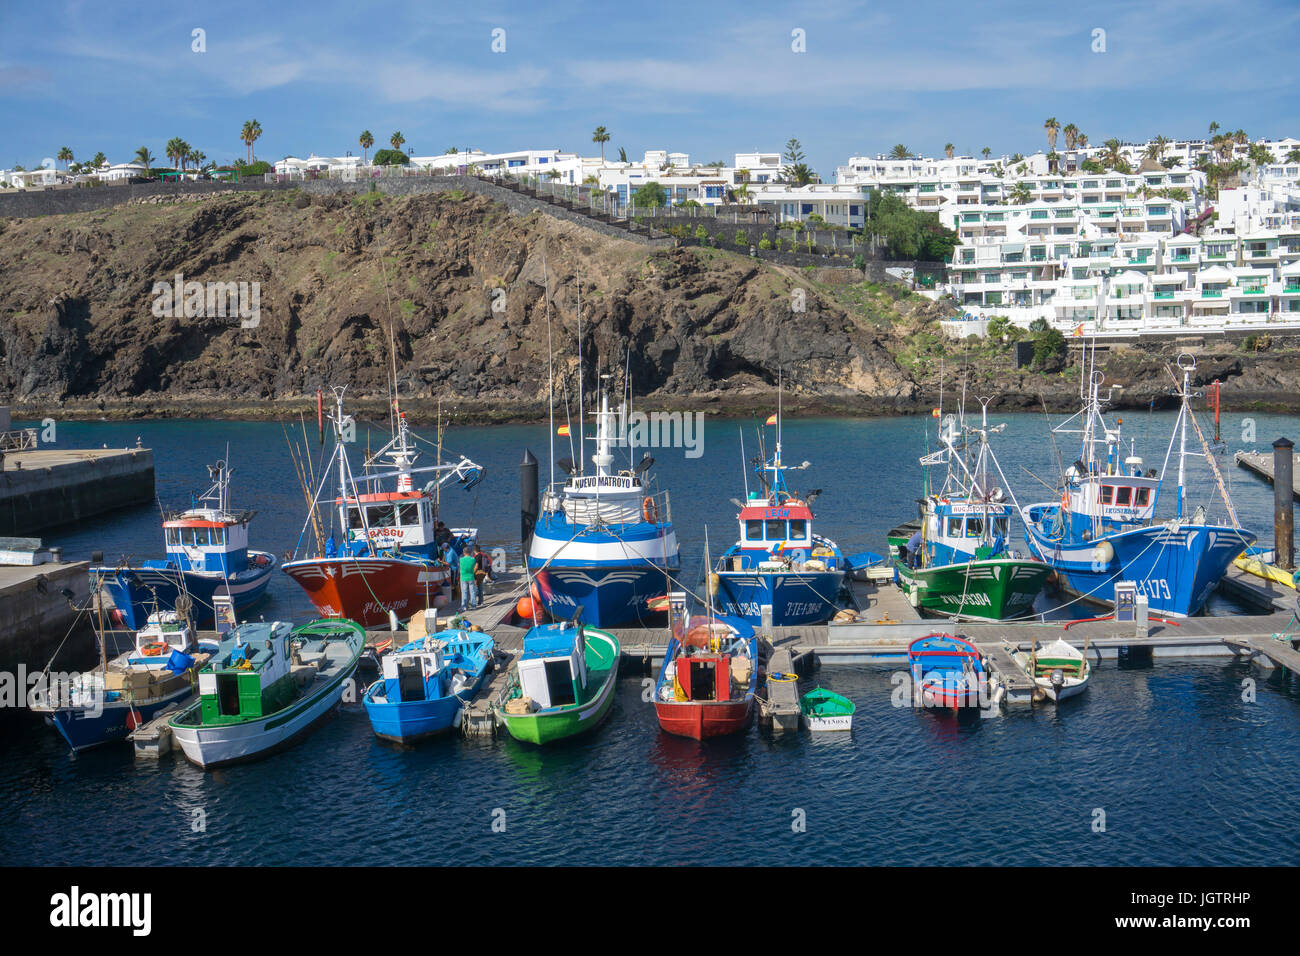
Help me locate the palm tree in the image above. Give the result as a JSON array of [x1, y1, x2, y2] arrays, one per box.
[[1063, 123, 1078, 150], [1077, 133, 1089, 150], [1286, 148, 1300, 164], [1234, 129, 1247, 146], [57, 146, 73, 170], [241, 120, 262, 163], [944, 142, 954, 159], [890, 144, 910, 159], [359, 130, 373, 165], [165, 137, 183, 172], [1208, 121, 1220, 139], [390, 130, 406, 154], [1009, 182, 1032, 205], [1102, 138, 1124, 171], [134, 146, 154, 172], [90, 151, 106, 170], [981, 147, 991, 159], [189, 149, 206, 172], [1044, 117, 1060, 151], [592, 125, 610, 163]]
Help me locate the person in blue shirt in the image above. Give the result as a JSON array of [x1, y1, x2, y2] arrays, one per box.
[[325, 534, 338, 558]]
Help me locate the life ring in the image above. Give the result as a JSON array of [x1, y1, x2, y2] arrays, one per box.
[[141, 642, 167, 656], [1061, 490, 1069, 511], [642, 497, 659, 523]]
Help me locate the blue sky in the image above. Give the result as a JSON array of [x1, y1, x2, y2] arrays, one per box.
[[3, 0, 1298, 174]]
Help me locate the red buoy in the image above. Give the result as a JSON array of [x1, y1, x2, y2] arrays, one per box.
[[516, 597, 536, 621]]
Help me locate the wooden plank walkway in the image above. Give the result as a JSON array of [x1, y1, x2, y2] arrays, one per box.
[[1218, 563, 1296, 612], [760, 647, 801, 732], [979, 643, 1037, 705], [1240, 633, 1300, 673], [1234, 450, 1300, 500]]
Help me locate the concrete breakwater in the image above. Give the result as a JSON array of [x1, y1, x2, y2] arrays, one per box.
[[0, 447, 155, 536], [0, 562, 93, 674]]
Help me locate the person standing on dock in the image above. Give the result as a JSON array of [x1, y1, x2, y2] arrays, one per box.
[[474, 545, 492, 605], [459, 549, 479, 611]]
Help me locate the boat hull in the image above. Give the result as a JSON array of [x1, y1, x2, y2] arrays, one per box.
[[894, 558, 1051, 621], [365, 694, 467, 743], [95, 557, 275, 630], [1024, 516, 1254, 617], [713, 569, 845, 626], [654, 697, 753, 740], [170, 660, 359, 769], [43, 685, 194, 752], [528, 562, 675, 628], [282, 556, 448, 627]]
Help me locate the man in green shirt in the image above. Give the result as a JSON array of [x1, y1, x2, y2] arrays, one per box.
[[459, 551, 479, 611]]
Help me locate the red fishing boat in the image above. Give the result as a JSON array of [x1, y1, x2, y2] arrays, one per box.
[[282, 387, 484, 627], [653, 601, 758, 740]]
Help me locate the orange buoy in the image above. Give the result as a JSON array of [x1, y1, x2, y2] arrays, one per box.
[[516, 596, 536, 621]]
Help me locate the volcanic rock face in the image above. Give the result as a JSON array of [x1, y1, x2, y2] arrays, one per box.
[[1, 189, 1295, 420], [0, 190, 924, 418]]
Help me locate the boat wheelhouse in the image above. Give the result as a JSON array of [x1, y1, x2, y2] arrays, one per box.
[[1021, 353, 1254, 616], [283, 388, 484, 627], [713, 412, 847, 627], [527, 387, 679, 628], [93, 460, 275, 629]]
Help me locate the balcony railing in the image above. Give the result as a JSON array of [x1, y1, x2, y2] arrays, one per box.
[[1153, 291, 1175, 300], [1201, 289, 1224, 298]]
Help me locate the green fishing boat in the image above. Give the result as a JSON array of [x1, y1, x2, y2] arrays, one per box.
[[894, 404, 1051, 622], [799, 687, 855, 731], [494, 622, 620, 745]]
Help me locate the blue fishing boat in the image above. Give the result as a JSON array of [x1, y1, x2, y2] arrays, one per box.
[[712, 413, 847, 626], [1021, 353, 1255, 618], [31, 611, 215, 752], [527, 387, 679, 627], [92, 460, 275, 630], [907, 633, 991, 710], [363, 629, 495, 743]]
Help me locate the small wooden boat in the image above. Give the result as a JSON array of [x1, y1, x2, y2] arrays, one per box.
[[907, 633, 991, 710], [799, 687, 855, 731], [653, 614, 757, 740], [363, 629, 495, 743], [1012, 638, 1091, 702], [169, 618, 364, 768], [494, 622, 619, 745], [32, 611, 213, 752]]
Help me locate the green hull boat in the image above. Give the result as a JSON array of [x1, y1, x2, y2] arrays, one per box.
[[895, 557, 1052, 621], [799, 687, 855, 731], [495, 623, 620, 745]]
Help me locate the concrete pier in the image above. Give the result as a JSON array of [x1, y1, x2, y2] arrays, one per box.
[[0, 447, 155, 535], [0, 561, 93, 672], [1234, 449, 1300, 501]]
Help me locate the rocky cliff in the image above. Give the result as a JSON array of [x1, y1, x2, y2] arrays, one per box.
[[1, 189, 1296, 422]]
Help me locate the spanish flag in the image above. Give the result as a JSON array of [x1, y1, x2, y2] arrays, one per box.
[[765, 413, 778, 426], [931, 408, 941, 418], [557, 425, 570, 436], [1072, 323, 1084, 337]]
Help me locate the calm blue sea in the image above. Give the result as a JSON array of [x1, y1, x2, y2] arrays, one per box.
[[2, 408, 1298, 865]]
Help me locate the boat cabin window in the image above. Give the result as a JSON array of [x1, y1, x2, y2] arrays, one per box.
[[1136, 488, 1150, 506], [788, 519, 807, 539], [367, 505, 397, 528], [1115, 487, 1132, 506], [166, 529, 178, 546], [397, 503, 420, 526], [965, 517, 984, 538], [745, 519, 764, 541], [420, 501, 433, 525], [348, 507, 365, 530], [1100, 486, 1113, 505], [766, 519, 785, 540], [993, 518, 1009, 538], [543, 659, 576, 706], [947, 517, 962, 536]]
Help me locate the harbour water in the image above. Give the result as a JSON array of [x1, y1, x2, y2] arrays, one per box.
[[2, 409, 1298, 866]]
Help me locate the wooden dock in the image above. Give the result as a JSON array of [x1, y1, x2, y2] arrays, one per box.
[[979, 642, 1037, 706], [1234, 450, 1300, 500], [760, 647, 802, 732]]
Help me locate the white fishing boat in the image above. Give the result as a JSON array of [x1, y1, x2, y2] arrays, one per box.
[[1011, 638, 1091, 703]]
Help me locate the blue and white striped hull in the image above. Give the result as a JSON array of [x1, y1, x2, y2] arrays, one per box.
[[95, 557, 275, 630], [44, 684, 195, 752], [714, 570, 845, 626], [1025, 520, 1253, 617], [529, 561, 676, 628]]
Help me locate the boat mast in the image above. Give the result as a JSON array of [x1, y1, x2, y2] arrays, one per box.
[[577, 268, 584, 477], [544, 250, 555, 488], [1176, 359, 1190, 519]]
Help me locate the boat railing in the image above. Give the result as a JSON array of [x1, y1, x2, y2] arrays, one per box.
[[0, 428, 37, 451], [543, 487, 673, 527]]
